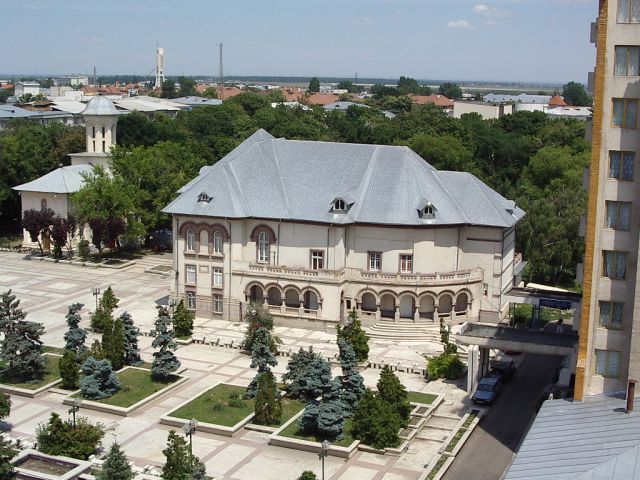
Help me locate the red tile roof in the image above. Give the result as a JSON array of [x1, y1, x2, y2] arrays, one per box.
[[548, 95, 568, 107], [409, 94, 453, 107]]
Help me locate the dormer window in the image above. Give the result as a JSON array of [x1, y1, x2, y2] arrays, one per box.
[[334, 198, 346, 212], [422, 203, 436, 219], [197, 192, 212, 203]]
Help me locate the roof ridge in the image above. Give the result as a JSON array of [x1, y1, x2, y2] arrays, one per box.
[[268, 141, 293, 218], [349, 144, 382, 221], [430, 171, 471, 224], [468, 174, 509, 225], [223, 162, 250, 216]]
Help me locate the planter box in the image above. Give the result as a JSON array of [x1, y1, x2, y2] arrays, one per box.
[[30, 255, 136, 270], [0, 354, 62, 398], [12, 449, 92, 480], [160, 383, 255, 437], [269, 411, 359, 459], [63, 367, 188, 417], [411, 393, 444, 419], [441, 409, 483, 457], [419, 455, 455, 480]]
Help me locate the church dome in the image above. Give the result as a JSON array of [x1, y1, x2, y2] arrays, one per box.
[[82, 95, 118, 116]]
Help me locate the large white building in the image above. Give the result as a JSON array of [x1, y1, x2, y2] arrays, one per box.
[[164, 129, 525, 328], [13, 96, 119, 249]]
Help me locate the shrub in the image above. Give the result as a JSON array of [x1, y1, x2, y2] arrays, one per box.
[[161, 430, 205, 480], [36, 412, 105, 460], [241, 303, 278, 352], [284, 347, 332, 402], [351, 389, 402, 449], [254, 371, 281, 425], [98, 442, 133, 480], [377, 365, 410, 426], [78, 240, 90, 261], [336, 309, 369, 362], [427, 353, 465, 380], [0, 393, 10, 420], [80, 357, 121, 399], [0, 435, 16, 480], [172, 300, 194, 338], [298, 471, 318, 480], [59, 350, 79, 390]]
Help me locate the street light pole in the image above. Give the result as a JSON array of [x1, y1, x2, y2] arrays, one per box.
[[319, 440, 330, 480], [68, 399, 81, 428], [92, 287, 101, 311], [182, 418, 198, 464]]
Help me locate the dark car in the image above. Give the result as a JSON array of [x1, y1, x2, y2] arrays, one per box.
[[472, 377, 502, 405], [488, 360, 517, 383]]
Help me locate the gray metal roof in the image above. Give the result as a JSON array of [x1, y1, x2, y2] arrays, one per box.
[[505, 396, 640, 480], [82, 95, 118, 116], [323, 101, 370, 111], [173, 96, 223, 106], [0, 105, 39, 119], [13, 164, 93, 194], [163, 129, 525, 228], [484, 93, 552, 104]]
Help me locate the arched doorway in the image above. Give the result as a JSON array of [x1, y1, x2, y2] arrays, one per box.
[[285, 289, 300, 308], [361, 292, 377, 312], [439, 294, 453, 315], [303, 290, 319, 311], [455, 292, 469, 312], [249, 285, 263, 303], [419, 295, 435, 320], [399, 295, 415, 319], [380, 294, 396, 319], [267, 287, 281, 306]]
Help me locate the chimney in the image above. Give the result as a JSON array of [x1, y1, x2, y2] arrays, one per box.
[[627, 379, 637, 413]]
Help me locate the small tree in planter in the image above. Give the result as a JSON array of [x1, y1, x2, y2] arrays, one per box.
[[0, 435, 16, 480], [377, 365, 410, 426], [78, 239, 90, 262], [36, 412, 105, 460], [246, 327, 277, 398], [297, 472, 317, 480], [172, 300, 194, 338], [241, 302, 279, 352], [284, 347, 332, 402], [336, 309, 369, 362], [102, 316, 125, 370], [254, 370, 282, 425], [162, 430, 205, 480], [89, 339, 104, 360], [91, 287, 119, 332], [151, 306, 180, 381], [59, 349, 79, 390], [64, 303, 87, 354], [121, 312, 141, 366], [80, 357, 121, 399], [316, 378, 348, 441], [351, 389, 402, 449], [338, 339, 364, 415], [98, 442, 133, 480]]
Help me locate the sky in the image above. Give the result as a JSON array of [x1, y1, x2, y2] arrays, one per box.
[[0, 0, 597, 84]]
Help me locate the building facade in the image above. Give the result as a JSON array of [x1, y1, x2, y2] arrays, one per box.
[[576, 0, 640, 399], [165, 130, 525, 328]]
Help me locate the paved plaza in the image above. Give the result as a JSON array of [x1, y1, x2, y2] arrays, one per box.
[[0, 251, 472, 480]]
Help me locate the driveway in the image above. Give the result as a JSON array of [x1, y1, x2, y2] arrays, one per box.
[[443, 353, 563, 480]]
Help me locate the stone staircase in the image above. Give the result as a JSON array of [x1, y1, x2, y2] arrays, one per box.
[[366, 319, 468, 360]]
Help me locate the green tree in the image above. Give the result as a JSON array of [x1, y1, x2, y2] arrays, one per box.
[[397, 76, 431, 95], [254, 370, 282, 425], [161, 431, 192, 480], [284, 348, 333, 402], [246, 327, 278, 398], [427, 353, 465, 380], [64, 303, 87, 354], [79, 357, 121, 399], [100, 287, 119, 314], [21, 208, 55, 255], [172, 300, 194, 338], [98, 442, 133, 480], [120, 312, 141, 366], [297, 472, 318, 480], [202, 86, 218, 98], [438, 82, 463, 99], [377, 366, 410, 425], [562, 81, 591, 106], [177, 76, 197, 97], [90, 339, 104, 360], [151, 306, 180, 380], [409, 134, 477, 173], [336, 309, 369, 362], [161, 80, 177, 99], [308, 77, 320, 93], [315, 378, 348, 440], [241, 303, 278, 352], [0, 393, 10, 420], [59, 349, 79, 390], [36, 412, 105, 460], [338, 338, 364, 414], [108, 316, 125, 370], [350, 389, 402, 449], [0, 435, 16, 480]]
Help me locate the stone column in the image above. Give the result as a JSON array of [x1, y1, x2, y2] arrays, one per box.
[[413, 306, 420, 323], [394, 305, 400, 322], [479, 346, 490, 378], [375, 305, 381, 321], [298, 294, 305, 316], [467, 345, 479, 394], [433, 304, 439, 324], [280, 298, 286, 314]]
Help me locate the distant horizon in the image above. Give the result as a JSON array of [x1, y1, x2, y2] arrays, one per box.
[[0, 0, 596, 85]]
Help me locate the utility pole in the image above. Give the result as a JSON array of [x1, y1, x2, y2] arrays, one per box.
[[218, 42, 224, 100], [355, 71, 358, 87], [93, 66, 96, 86]]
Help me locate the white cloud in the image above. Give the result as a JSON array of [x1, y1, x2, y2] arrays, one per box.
[[447, 19, 473, 29], [485, 20, 497, 26], [350, 16, 374, 25], [473, 4, 509, 17]]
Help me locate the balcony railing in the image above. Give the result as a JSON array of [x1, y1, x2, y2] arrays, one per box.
[[242, 264, 483, 286]]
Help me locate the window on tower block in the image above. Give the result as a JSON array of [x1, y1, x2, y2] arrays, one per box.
[[614, 46, 640, 75], [606, 201, 631, 230], [603, 251, 627, 279], [609, 151, 635, 180], [595, 349, 620, 377], [618, 0, 640, 23], [599, 301, 623, 329], [612, 98, 638, 128]]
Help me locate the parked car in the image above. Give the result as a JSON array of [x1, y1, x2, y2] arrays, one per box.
[[472, 377, 502, 405], [488, 360, 517, 383]]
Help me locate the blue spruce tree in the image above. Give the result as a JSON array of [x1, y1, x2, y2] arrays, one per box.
[[63, 303, 87, 354], [151, 306, 180, 380], [338, 338, 364, 415], [80, 357, 121, 399], [120, 312, 141, 366], [316, 378, 348, 440]]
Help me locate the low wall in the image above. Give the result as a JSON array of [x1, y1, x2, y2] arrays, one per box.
[[0, 354, 63, 398]]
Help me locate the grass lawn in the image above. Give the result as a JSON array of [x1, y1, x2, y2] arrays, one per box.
[[74, 368, 177, 407], [0, 354, 60, 389], [43, 346, 65, 355], [280, 417, 356, 448], [170, 384, 253, 426], [408, 391, 437, 405], [170, 384, 305, 428]]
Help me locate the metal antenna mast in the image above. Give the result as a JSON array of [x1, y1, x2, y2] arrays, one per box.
[[218, 42, 224, 100]]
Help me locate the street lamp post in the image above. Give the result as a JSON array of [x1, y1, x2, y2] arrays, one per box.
[[182, 418, 198, 463], [168, 298, 176, 315], [92, 287, 101, 311], [68, 399, 81, 428], [319, 440, 330, 480]]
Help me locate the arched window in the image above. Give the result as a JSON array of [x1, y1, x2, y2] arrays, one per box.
[[186, 228, 196, 251], [258, 231, 270, 263], [213, 230, 223, 254]]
